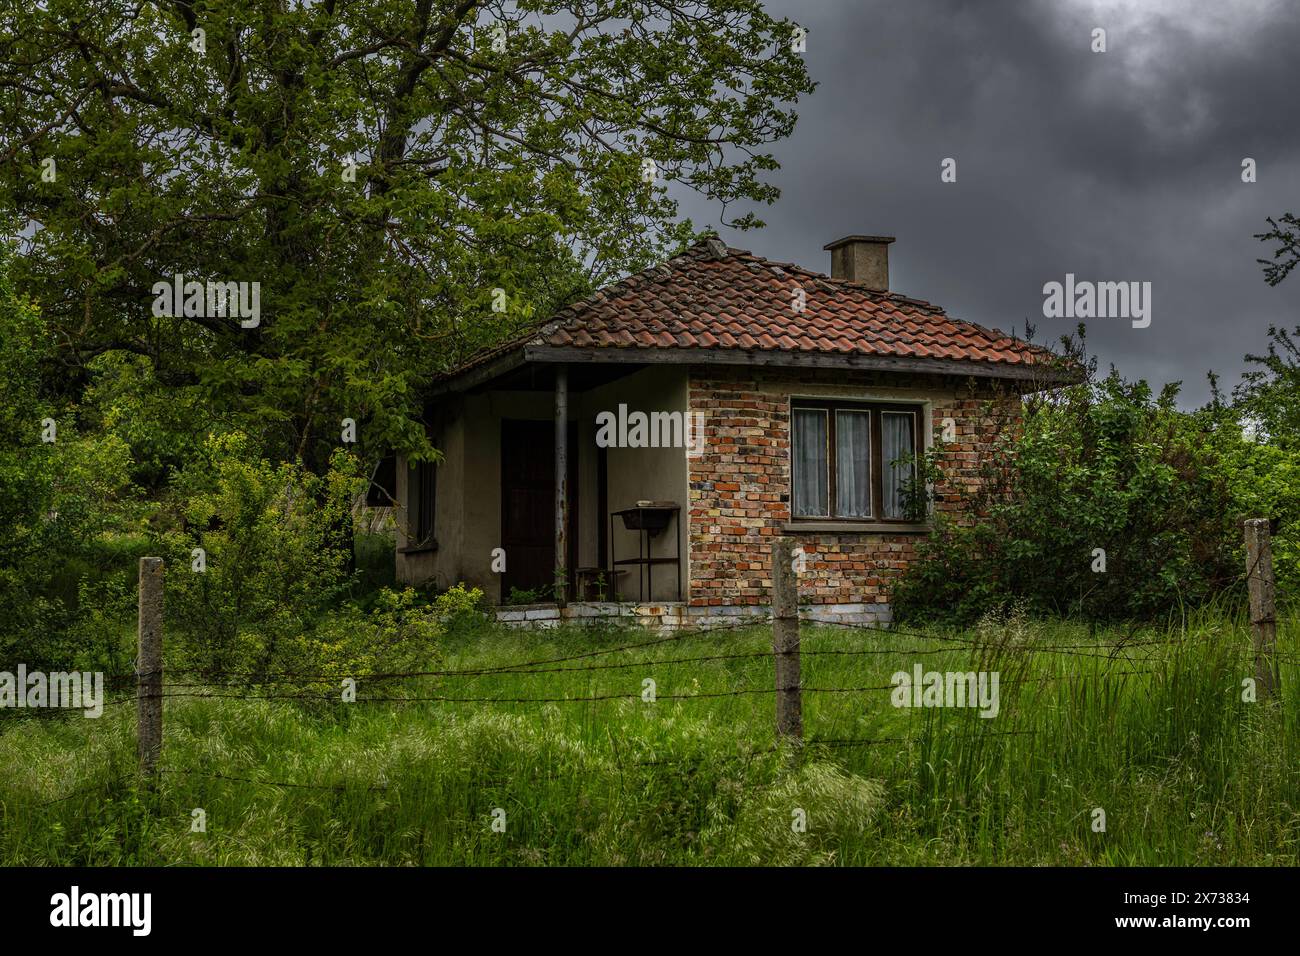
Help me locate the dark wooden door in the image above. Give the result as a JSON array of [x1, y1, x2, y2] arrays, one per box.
[[501, 419, 578, 600]]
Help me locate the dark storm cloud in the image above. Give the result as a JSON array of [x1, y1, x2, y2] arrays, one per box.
[[676, 0, 1300, 406]]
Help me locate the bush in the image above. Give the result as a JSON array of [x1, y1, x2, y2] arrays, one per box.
[[431, 584, 490, 637], [893, 368, 1241, 625], [506, 586, 543, 606], [1216, 436, 1300, 596], [160, 433, 366, 677], [274, 587, 445, 689], [1227, 325, 1300, 595]]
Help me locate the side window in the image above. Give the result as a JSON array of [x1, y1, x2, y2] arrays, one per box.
[[880, 410, 918, 519], [408, 458, 437, 545], [791, 401, 924, 522], [792, 408, 829, 518]]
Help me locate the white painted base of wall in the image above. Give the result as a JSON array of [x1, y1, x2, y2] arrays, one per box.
[[494, 601, 892, 632]]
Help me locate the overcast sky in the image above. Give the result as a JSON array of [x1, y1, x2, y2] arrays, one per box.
[[675, 0, 1300, 407]]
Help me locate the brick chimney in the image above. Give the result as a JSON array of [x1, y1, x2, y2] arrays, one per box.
[[824, 235, 895, 291]]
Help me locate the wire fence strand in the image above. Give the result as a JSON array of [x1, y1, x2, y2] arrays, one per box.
[[10, 605, 1292, 815]]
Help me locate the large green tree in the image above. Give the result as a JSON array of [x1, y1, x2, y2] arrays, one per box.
[[0, 0, 813, 472]]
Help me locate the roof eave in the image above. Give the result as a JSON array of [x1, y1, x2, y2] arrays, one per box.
[[429, 343, 1080, 397], [524, 344, 1079, 387], [427, 344, 531, 397]]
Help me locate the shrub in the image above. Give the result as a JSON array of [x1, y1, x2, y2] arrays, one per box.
[[160, 433, 365, 677], [277, 587, 444, 688], [1228, 325, 1300, 596], [893, 368, 1241, 625], [506, 586, 543, 606], [431, 584, 489, 636]]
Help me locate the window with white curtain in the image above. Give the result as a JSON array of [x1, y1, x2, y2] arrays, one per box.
[[791, 400, 925, 522], [835, 410, 871, 517], [792, 408, 828, 517], [881, 411, 917, 519]]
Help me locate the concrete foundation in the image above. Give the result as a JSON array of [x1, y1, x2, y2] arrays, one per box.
[[494, 600, 892, 632]]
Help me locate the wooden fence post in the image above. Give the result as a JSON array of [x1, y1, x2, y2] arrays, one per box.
[[137, 557, 164, 775], [771, 537, 803, 745], [1243, 519, 1279, 702]]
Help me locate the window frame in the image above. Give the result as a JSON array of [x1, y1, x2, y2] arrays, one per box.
[[405, 456, 438, 550], [789, 398, 927, 525]]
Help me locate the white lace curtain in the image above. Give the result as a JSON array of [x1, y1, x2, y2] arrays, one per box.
[[882, 411, 916, 519], [792, 408, 827, 517], [835, 410, 871, 517]]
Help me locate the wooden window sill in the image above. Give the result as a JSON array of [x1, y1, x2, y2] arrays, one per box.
[[398, 541, 439, 555]]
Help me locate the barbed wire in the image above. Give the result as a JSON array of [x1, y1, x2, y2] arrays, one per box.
[[801, 669, 1162, 695], [76, 612, 1296, 714], [81, 603, 1300, 699], [148, 648, 781, 689], [117, 662, 1172, 708], [98, 613, 776, 686], [154, 746, 780, 795], [796, 618, 1298, 663], [95, 611, 1295, 695], [805, 729, 1039, 748], [26, 772, 135, 808], [14, 609, 1292, 730], [800, 617, 1173, 649], [147, 685, 778, 704], [0, 694, 137, 722]]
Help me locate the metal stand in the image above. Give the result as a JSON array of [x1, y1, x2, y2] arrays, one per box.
[[609, 505, 681, 602]]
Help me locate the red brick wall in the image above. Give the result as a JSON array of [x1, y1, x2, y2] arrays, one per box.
[[686, 366, 1019, 607]]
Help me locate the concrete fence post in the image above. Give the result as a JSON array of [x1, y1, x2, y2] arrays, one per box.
[[137, 557, 164, 775], [771, 537, 803, 745]]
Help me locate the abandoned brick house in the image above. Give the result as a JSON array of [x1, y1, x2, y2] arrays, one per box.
[[393, 234, 1068, 626]]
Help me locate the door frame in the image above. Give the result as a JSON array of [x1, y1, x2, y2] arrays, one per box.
[[499, 418, 579, 602]]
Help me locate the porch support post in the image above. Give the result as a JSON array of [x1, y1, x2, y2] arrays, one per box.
[[554, 365, 569, 608]]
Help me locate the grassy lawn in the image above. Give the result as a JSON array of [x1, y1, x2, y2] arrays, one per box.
[[1, 608, 1297, 866]]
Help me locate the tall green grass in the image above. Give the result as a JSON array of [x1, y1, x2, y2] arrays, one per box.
[[0, 607, 1296, 865]]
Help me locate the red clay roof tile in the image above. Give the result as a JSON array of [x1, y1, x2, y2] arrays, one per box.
[[441, 239, 1068, 383]]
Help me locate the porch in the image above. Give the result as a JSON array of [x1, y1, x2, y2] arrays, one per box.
[[397, 362, 692, 606]]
